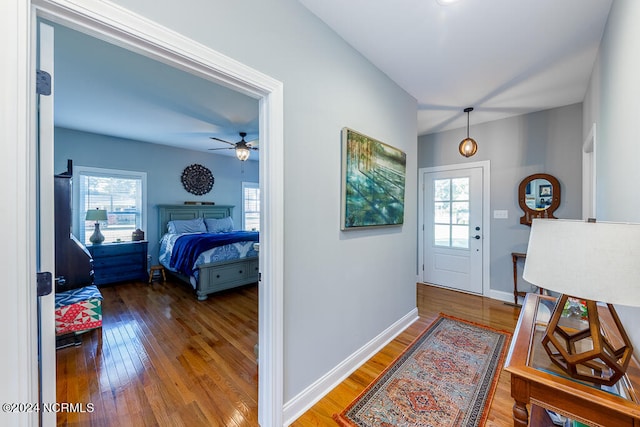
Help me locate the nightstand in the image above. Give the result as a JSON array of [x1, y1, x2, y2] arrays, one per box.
[[88, 241, 148, 285]]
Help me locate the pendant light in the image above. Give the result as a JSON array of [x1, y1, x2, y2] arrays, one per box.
[[459, 107, 478, 158]]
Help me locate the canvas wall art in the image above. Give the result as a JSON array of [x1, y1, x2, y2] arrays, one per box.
[[341, 128, 407, 230]]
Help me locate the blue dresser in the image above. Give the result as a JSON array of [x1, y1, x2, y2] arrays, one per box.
[[88, 241, 148, 285]]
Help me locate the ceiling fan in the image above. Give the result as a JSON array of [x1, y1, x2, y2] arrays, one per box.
[[209, 132, 258, 161]]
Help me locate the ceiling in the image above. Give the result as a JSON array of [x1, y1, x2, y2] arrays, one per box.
[[53, 23, 260, 159], [299, 0, 613, 135], [53, 0, 613, 156]]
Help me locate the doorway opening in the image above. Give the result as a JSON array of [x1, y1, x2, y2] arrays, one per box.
[[32, 1, 284, 425]]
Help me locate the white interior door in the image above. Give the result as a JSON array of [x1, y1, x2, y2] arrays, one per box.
[[36, 20, 57, 427], [423, 167, 483, 294]]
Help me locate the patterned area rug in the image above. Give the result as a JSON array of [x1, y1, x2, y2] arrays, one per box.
[[334, 314, 511, 427]]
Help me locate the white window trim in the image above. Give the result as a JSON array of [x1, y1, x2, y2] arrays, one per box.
[[242, 181, 260, 230], [73, 165, 147, 242]]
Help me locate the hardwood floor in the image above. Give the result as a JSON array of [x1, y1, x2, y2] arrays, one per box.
[[57, 282, 521, 426], [56, 279, 259, 426], [291, 284, 522, 427]]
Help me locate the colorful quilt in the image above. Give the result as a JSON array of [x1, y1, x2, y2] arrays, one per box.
[[55, 285, 103, 335]]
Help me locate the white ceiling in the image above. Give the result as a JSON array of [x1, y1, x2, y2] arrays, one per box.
[[53, 23, 260, 158], [299, 0, 613, 135], [53, 0, 613, 156]]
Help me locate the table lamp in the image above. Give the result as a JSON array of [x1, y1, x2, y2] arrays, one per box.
[[523, 219, 640, 386], [85, 208, 108, 244]]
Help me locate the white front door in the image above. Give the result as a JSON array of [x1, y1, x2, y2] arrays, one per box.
[[422, 167, 483, 294]]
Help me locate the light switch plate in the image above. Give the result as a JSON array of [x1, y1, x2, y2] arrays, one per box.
[[493, 210, 509, 219]]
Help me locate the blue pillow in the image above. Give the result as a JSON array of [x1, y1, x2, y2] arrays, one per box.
[[205, 216, 234, 233], [167, 217, 207, 234]]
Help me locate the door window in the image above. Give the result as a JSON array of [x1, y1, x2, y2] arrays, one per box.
[[433, 177, 470, 248]]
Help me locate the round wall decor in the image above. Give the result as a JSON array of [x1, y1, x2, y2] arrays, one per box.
[[181, 164, 214, 195]]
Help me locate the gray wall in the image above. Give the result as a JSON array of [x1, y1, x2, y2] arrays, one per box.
[[109, 0, 418, 403], [418, 103, 583, 296], [54, 127, 259, 264], [583, 0, 640, 355]]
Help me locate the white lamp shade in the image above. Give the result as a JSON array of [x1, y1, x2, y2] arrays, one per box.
[[85, 208, 108, 222], [523, 219, 640, 307]]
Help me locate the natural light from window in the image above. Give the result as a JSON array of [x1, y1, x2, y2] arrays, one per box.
[[242, 182, 260, 231], [75, 166, 147, 245]]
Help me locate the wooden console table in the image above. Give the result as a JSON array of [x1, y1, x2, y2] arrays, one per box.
[[511, 252, 527, 305], [504, 294, 640, 426]]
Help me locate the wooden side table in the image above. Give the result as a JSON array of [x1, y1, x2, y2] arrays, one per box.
[[504, 294, 640, 426], [511, 252, 527, 305]]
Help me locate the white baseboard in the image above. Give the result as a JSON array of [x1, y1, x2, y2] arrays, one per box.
[[282, 308, 419, 426], [488, 289, 516, 304]]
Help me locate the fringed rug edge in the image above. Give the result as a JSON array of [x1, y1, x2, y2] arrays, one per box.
[[332, 313, 513, 427]]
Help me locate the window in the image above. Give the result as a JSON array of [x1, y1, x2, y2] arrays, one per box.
[[242, 182, 260, 231], [433, 177, 469, 249], [74, 166, 147, 244]]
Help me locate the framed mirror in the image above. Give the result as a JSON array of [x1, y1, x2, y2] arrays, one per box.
[[518, 173, 560, 225]]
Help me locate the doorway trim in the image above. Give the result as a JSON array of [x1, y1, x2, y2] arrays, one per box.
[[30, 0, 285, 425], [582, 122, 597, 220], [418, 160, 491, 296]]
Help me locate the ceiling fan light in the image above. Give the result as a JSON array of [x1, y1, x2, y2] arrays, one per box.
[[459, 137, 478, 157], [236, 146, 250, 161]]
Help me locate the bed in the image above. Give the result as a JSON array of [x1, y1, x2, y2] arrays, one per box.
[[157, 204, 259, 300]]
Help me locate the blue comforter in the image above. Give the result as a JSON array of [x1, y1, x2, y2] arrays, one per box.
[[169, 231, 259, 276]]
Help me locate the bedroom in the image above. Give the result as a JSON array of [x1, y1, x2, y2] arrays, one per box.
[[49, 19, 263, 423], [3, 0, 640, 426]]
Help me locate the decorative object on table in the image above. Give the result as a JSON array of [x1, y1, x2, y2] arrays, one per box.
[[340, 127, 406, 230], [132, 228, 145, 241], [181, 164, 214, 195], [85, 208, 108, 244], [523, 218, 640, 386], [208, 132, 258, 161], [458, 107, 478, 157], [333, 314, 510, 427]]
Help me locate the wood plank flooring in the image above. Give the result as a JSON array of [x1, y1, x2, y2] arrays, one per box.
[[57, 282, 521, 426], [291, 284, 522, 427], [56, 279, 259, 426]]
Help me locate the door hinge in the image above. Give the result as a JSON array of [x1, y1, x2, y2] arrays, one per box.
[[36, 70, 52, 96], [37, 272, 53, 297]]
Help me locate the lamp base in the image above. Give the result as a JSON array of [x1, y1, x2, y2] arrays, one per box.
[[541, 294, 633, 386], [89, 222, 105, 244]]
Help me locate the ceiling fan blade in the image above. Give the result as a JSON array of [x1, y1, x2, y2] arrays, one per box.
[[208, 147, 234, 151], [249, 147, 259, 151], [209, 137, 236, 146]]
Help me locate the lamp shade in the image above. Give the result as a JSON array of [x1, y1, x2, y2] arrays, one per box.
[[85, 209, 108, 222], [523, 219, 640, 307]]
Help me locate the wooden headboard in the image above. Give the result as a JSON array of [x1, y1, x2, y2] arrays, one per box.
[[157, 204, 234, 237]]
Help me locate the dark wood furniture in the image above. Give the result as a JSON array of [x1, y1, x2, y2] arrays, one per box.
[[511, 252, 527, 305], [157, 204, 259, 300], [54, 166, 94, 292], [504, 293, 640, 426], [511, 252, 546, 306], [88, 241, 148, 285]]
